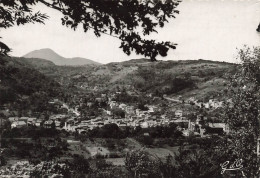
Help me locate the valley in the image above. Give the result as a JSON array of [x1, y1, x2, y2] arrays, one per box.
[[0, 50, 241, 177]]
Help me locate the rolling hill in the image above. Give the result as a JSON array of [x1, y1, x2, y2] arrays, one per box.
[[23, 48, 101, 66], [0, 56, 62, 105], [66, 59, 237, 101], [2, 52, 238, 105], [13, 57, 56, 68]]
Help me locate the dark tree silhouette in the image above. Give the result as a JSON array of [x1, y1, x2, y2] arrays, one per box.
[[257, 23, 260, 32], [0, 38, 10, 56], [0, 0, 181, 60]]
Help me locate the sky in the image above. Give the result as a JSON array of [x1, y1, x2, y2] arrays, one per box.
[[1, 0, 260, 64]]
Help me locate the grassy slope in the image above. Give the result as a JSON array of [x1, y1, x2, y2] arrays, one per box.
[[85, 59, 236, 100], [36, 58, 235, 101]]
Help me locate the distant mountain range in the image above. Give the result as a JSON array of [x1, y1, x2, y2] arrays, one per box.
[[23, 48, 101, 66]]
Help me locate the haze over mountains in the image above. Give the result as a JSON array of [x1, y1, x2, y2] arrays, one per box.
[[23, 48, 101, 66]]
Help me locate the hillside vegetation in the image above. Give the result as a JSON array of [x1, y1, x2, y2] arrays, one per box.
[[0, 56, 62, 108], [1, 56, 237, 106], [65, 59, 236, 100]]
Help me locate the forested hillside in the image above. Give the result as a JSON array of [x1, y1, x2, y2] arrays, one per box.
[[65, 59, 237, 101], [0, 56, 237, 109], [0, 56, 63, 112]]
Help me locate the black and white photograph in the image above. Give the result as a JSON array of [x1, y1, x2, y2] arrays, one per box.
[[0, 0, 260, 177]]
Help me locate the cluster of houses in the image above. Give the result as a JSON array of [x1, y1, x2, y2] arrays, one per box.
[[62, 97, 229, 137], [8, 116, 62, 129], [184, 115, 229, 137], [187, 97, 224, 109], [49, 99, 80, 116], [6, 95, 229, 138]]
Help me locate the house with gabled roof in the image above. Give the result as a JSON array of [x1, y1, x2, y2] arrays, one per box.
[[44, 120, 54, 129], [208, 123, 229, 134], [35, 119, 43, 127], [20, 117, 29, 122], [8, 117, 19, 122], [11, 121, 27, 129], [27, 118, 36, 125], [175, 110, 183, 118]]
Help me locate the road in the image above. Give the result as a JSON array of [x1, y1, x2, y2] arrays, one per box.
[[62, 103, 80, 116], [164, 96, 183, 103]]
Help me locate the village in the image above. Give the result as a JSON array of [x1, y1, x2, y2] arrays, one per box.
[[7, 91, 230, 138]]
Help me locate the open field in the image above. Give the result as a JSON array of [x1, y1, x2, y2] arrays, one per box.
[[106, 158, 125, 166]]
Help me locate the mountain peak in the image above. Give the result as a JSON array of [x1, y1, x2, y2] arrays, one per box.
[[37, 48, 57, 53], [23, 48, 101, 66]]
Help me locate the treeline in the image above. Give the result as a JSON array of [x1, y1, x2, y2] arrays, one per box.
[[1, 127, 69, 160], [133, 66, 196, 95], [2, 127, 59, 139], [82, 123, 183, 142], [1, 136, 226, 178], [162, 77, 196, 95], [113, 90, 139, 103]]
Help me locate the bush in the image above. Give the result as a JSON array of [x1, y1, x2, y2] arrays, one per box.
[[109, 153, 121, 158], [136, 135, 153, 146], [96, 153, 107, 159]]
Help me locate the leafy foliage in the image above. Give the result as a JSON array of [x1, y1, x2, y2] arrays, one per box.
[[149, 123, 182, 138], [88, 123, 125, 139], [125, 148, 162, 178], [220, 46, 260, 177], [0, 0, 48, 55], [111, 107, 126, 118], [1, 0, 180, 60], [0, 38, 10, 56], [173, 146, 223, 178]]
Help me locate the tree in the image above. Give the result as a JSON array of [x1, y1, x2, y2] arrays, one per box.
[[101, 123, 124, 138], [166, 77, 196, 94], [161, 47, 260, 178], [0, 155, 7, 167], [0, 38, 10, 56], [111, 107, 125, 118], [0, 0, 181, 60], [221, 46, 260, 177], [159, 154, 176, 178], [174, 146, 223, 178], [125, 148, 162, 178], [69, 156, 90, 175], [137, 135, 154, 146], [138, 102, 149, 111]]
